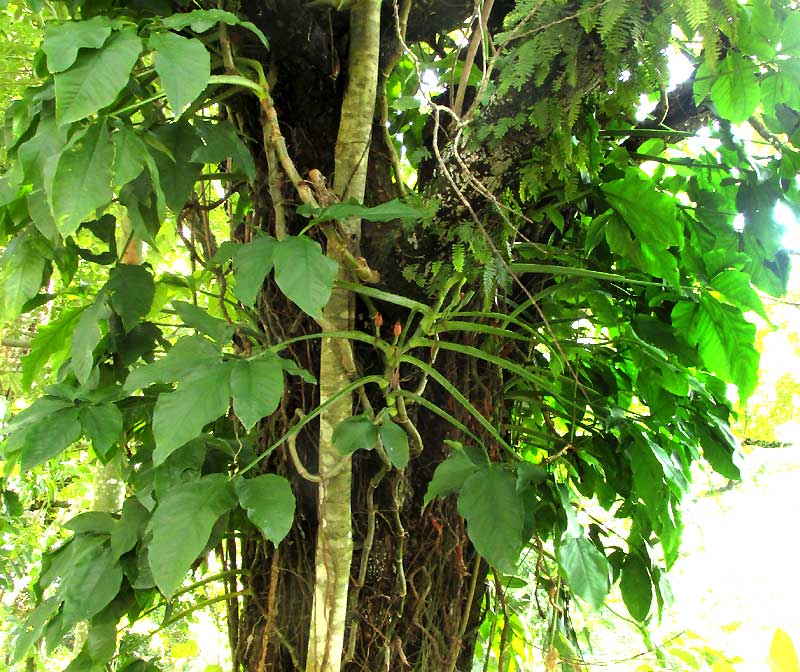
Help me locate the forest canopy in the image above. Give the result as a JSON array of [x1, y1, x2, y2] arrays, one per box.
[[0, 0, 797, 670]]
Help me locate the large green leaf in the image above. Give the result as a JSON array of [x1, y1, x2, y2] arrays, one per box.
[[332, 414, 379, 456], [152, 362, 231, 465], [61, 538, 122, 626], [173, 300, 233, 345], [149, 32, 210, 116], [72, 299, 111, 385], [51, 122, 114, 236], [86, 618, 116, 664], [55, 27, 143, 125], [229, 355, 284, 431], [19, 406, 82, 471], [760, 62, 800, 115], [150, 122, 204, 213], [234, 474, 295, 545], [6, 397, 75, 433], [22, 308, 82, 390], [11, 597, 60, 664], [111, 497, 150, 559], [230, 236, 276, 307], [696, 415, 743, 480], [160, 9, 269, 51], [124, 335, 221, 391], [557, 536, 610, 611], [112, 127, 149, 188], [43, 17, 116, 73], [672, 296, 759, 401], [620, 554, 652, 621], [297, 198, 427, 224], [423, 449, 479, 508], [79, 403, 123, 460], [601, 170, 682, 249], [274, 236, 338, 318], [192, 120, 256, 180], [107, 264, 156, 332], [379, 419, 410, 469], [710, 269, 768, 320], [0, 230, 48, 322], [458, 466, 523, 572], [148, 474, 236, 596], [710, 53, 760, 123]]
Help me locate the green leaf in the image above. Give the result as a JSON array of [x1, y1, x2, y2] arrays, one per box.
[[601, 169, 682, 249], [780, 13, 800, 56], [152, 362, 231, 465], [22, 309, 82, 390], [516, 462, 547, 492], [333, 414, 379, 455], [79, 404, 123, 459], [51, 122, 114, 236], [391, 95, 422, 111], [66, 511, 116, 534], [61, 538, 122, 626], [710, 53, 760, 124], [173, 300, 234, 345], [280, 357, 317, 383], [710, 269, 768, 321], [148, 474, 236, 596], [19, 406, 82, 471], [111, 497, 150, 559], [458, 466, 523, 572], [192, 120, 255, 180], [696, 415, 743, 480], [6, 397, 75, 433], [112, 127, 149, 188], [55, 27, 143, 125], [273, 236, 338, 319], [229, 355, 284, 431], [380, 419, 409, 469], [150, 122, 203, 213], [423, 449, 479, 508], [231, 237, 276, 307], [149, 32, 210, 116], [86, 618, 116, 663], [672, 296, 759, 401], [160, 9, 270, 51], [108, 265, 156, 332], [72, 300, 111, 385], [557, 536, 610, 611], [297, 198, 426, 224], [11, 597, 60, 664], [124, 335, 221, 391], [43, 18, 115, 73], [760, 63, 800, 116], [234, 474, 295, 545], [620, 554, 652, 621], [0, 231, 48, 323]]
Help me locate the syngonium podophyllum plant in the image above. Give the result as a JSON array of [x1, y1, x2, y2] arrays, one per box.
[[0, 0, 797, 670]]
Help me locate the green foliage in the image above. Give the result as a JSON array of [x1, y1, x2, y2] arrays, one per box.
[[458, 466, 524, 573], [234, 474, 295, 545], [333, 414, 378, 455], [149, 474, 236, 596], [0, 0, 797, 667]]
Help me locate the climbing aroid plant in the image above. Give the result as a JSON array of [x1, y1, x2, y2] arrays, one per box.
[[0, 0, 797, 670]]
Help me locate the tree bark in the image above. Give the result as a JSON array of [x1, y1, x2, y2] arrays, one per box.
[[225, 3, 525, 670]]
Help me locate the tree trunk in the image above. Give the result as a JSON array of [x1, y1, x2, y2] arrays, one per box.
[[220, 5, 496, 669]]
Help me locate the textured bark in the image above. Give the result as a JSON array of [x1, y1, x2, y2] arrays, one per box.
[[224, 2, 518, 670], [307, 3, 382, 671]]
